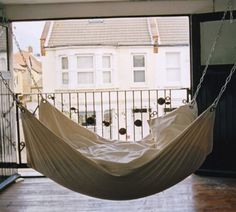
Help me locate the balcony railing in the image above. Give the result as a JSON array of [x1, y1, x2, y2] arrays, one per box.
[[0, 77, 18, 182], [16, 88, 190, 167]]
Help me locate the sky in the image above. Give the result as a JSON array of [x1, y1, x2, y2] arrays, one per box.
[[13, 21, 45, 55]]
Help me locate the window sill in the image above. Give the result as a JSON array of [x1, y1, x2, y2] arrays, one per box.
[[130, 83, 148, 89]]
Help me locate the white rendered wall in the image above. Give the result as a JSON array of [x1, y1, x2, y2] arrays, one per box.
[[42, 49, 56, 93], [42, 46, 159, 93], [42, 45, 190, 93]]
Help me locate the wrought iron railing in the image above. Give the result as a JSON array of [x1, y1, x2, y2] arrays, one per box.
[[16, 88, 190, 167], [0, 76, 18, 183]]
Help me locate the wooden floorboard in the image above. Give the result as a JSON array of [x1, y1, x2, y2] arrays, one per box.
[[0, 174, 236, 212]]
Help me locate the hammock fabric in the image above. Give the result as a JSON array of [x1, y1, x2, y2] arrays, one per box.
[[21, 100, 215, 200]]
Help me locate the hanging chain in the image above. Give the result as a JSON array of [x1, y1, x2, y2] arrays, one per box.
[[0, 8, 26, 110], [211, 62, 236, 110], [191, 1, 233, 105], [0, 7, 44, 107], [0, 72, 23, 108], [0, 8, 45, 115], [11, 28, 44, 100]]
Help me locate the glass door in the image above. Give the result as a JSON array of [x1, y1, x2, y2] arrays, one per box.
[[191, 11, 236, 177]]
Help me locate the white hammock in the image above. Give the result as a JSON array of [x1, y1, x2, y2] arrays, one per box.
[[21, 100, 215, 200]]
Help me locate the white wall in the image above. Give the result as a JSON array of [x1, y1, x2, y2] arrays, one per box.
[[115, 46, 156, 90], [42, 49, 56, 93], [42, 45, 190, 93]]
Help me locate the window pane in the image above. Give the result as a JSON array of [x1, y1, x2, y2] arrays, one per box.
[[134, 70, 145, 82], [201, 20, 236, 65], [102, 56, 111, 68], [133, 55, 145, 67], [166, 52, 180, 68], [103, 71, 111, 83], [77, 56, 93, 69], [78, 72, 94, 84], [61, 57, 68, 69], [62, 72, 69, 84]]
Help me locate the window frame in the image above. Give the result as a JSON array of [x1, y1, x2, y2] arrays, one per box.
[[165, 51, 181, 85], [76, 54, 95, 86], [102, 54, 112, 84], [132, 54, 147, 84], [61, 56, 69, 70], [60, 55, 69, 85]]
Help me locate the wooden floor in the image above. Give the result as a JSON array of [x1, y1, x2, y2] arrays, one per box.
[[0, 174, 236, 212]]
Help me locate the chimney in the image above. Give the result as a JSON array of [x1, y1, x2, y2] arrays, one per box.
[[153, 35, 158, 53], [40, 22, 51, 56], [148, 18, 159, 53]]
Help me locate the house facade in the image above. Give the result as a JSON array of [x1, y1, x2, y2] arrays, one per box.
[[0, 26, 8, 72], [13, 47, 42, 102], [40, 17, 190, 141], [41, 17, 190, 92]]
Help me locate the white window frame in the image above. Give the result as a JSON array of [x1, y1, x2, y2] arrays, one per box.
[[165, 52, 181, 86], [132, 54, 146, 84], [60, 56, 69, 85], [76, 54, 95, 86], [61, 56, 69, 70], [102, 54, 112, 84]]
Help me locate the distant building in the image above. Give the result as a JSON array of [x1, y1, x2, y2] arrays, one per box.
[[40, 17, 190, 140], [13, 47, 42, 102], [0, 26, 8, 72], [41, 17, 190, 93]]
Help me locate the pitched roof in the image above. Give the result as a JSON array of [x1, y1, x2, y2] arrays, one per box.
[[13, 51, 42, 74], [43, 17, 189, 48], [45, 18, 152, 47], [156, 17, 189, 45], [41, 21, 51, 41]]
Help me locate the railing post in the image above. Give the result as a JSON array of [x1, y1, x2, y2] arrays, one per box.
[[15, 93, 22, 166], [187, 88, 191, 103], [13, 88, 191, 165]]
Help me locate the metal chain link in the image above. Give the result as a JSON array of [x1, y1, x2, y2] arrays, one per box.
[[0, 9, 44, 111], [0, 9, 44, 108], [0, 72, 21, 106], [211, 62, 236, 110], [191, 0, 233, 105], [0, 72, 26, 111]]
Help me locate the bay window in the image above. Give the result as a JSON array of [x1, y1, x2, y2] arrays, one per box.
[[77, 55, 94, 85]]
